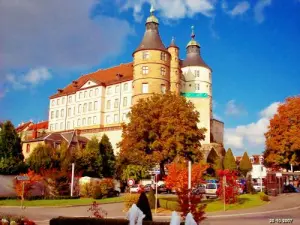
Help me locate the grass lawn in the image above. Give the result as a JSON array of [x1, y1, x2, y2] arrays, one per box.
[[0, 196, 124, 207], [157, 194, 267, 213]]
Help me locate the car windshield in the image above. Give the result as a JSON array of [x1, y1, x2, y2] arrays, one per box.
[[206, 183, 217, 189]]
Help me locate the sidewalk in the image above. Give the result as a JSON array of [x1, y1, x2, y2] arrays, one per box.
[[152, 193, 300, 217]]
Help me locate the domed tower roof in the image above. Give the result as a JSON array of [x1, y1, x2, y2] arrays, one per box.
[[168, 36, 179, 49], [133, 5, 168, 55], [182, 26, 211, 70]]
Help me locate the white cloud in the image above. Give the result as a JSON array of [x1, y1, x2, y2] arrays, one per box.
[[224, 101, 280, 151], [222, 1, 250, 17], [254, 0, 272, 23], [225, 100, 247, 116], [121, 0, 216, 21], [4, 67, 52, 95], [0, 0, 134, 71]]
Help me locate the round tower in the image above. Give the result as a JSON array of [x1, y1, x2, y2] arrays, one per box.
[[168, 37, 181, 95], [132, 5, 171, 104], [181, 26, 213, 144]]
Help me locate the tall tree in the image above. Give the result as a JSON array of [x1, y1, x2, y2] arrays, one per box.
[[223, 148, 237, 171], [99, 134, 115, 178], [27, 143, 55, 172], [74, 136, 102, 177], [239, 152, 252, 177], [206, 148, 223, 176], [264, 96, 300, 169], [118, 93, 206, 176], [0, 121, 26, 174]]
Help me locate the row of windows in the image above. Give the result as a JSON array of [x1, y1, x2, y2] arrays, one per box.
[[141, 66, 168, 76], [49, 116, 99, 131], [76, 116, 98, 126], [78, 88, 100, 100], [142, 51, 168, 61], [106, 113, 128, 124], [141, 83, 166, 94], [106, 97, 129, 110], [107, 83, 129, 95]]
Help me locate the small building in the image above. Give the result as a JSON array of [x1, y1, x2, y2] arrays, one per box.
[[22, 130, 89, 160], [15, 121, 33, 141]]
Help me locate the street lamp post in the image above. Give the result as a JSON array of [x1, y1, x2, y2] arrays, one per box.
[[259, 156, 264, 192]]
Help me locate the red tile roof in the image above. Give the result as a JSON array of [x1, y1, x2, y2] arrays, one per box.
[[28, 121, 49, 131], [50, 63, 133, 99], [16, 122, 33, 133]]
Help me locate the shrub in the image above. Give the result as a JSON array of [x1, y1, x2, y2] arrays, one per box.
[[158, 198, 181, 211], [246, 176, 256, 194], [80, 183, 93, 197], [50, 217, 185, 225], [123, 193, 140, 210], [136, 192, 152, 221], [147, 188, 156, 209], [0, 214, 36, 225], [92, 185, 103, 199], [260, 192, 269, 201]]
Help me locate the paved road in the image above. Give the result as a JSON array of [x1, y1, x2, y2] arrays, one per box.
[[0, 194, 299, 225]]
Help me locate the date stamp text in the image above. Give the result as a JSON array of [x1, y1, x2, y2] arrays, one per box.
[[269, 218, 293, 223]]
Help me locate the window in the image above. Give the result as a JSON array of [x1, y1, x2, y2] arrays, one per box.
[[52, 100, 55, 106], [115, 85, 120, 93], [114, 114, 118, 123], [122, 113, 127, 121], [93, 116, 97, 124], [143, 51, 149, 60], [68, 96, 72, 103], [83, 118, 86, 125], [83, 103, 87, 112], [79, 92, 82, 99], [50, 124, 53, 131], [62, 97, 65, 104], [26, 144, 30, 153], [77, 119, 81, 126], [67, 121, 70, 129], [124, 83, 128, 91], [161, 52, 167, 61], [78, 104, 82, 113], [57, 99, 60, 105], [94, 101, 98, 110], [55, 123, 58, 130], [73, 107, 75, 116], [60, 122, 63, 130], [161, 84, 166, 94], [161, 67, 166, 76], [106, 115, 110, 124], [88, 102, 92, 111], [195, 84, 200, 91], [123, 97, 128, 107], [106, 100, 111, 109], [89, 90, 93, 97], [142, 83, 149, 93], [51, 111, 54, 119], [195, 70, 200, 77], [114, 99, 119, 108], [142, 66, 149, 75], [56, 110, 59, 118], [88, 117, 91, 125], [107, 87, 112, 94], [61, 109, 64, 117]]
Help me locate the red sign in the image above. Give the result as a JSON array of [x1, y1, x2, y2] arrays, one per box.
[[127, 178, 135, 186]]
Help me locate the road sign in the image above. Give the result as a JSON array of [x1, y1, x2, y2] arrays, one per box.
[[276, 173, 282, 177], [127, 178, 135, 187], [16, 176, 29, 181]]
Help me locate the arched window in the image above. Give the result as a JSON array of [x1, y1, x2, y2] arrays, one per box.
[[26, 144, 30, 153]]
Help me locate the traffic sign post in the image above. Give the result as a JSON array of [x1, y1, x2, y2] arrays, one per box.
[[127, 179, 135, 195], [16, 176, 29, 209], [223, 176, 226, 212]]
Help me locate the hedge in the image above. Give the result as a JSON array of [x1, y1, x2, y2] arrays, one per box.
[[0, 196, 80, 201], [50, 217, 185, 225], [158, 198, 180, 211], [259, 192, 269, 202]]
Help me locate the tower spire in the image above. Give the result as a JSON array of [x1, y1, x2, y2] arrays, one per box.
[[150, 4, 155, 15], [191, 25, 195, 39]]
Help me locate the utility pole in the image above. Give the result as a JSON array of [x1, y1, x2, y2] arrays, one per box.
[[71, 163, 75, 197]]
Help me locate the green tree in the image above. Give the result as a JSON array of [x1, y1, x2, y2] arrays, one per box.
[[118, 93, 206, 176], [99, 134, 116, 178], [239, 152, 252, 177], [223, 148, 237, 171], [74, 136, 102, 177], [26, 143, 54, 172], [0, 121, 26, 174], [206, 148, 223, 176], [121, 164, 149, 182]]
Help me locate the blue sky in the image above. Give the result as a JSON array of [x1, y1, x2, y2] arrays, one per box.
[[0, 0, 299, 156]]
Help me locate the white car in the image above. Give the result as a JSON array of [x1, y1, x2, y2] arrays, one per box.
[[129, 185, 142, 193], [205, 183, 220, 199], [253, 184, 265, 192]]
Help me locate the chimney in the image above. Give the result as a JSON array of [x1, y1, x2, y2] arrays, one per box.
[[57, 89, 63, 93], [32, 125, 38, 139], [72, 81, 78, 87]]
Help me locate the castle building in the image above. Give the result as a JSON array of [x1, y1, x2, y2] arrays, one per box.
[[47, 7, 224, 155]]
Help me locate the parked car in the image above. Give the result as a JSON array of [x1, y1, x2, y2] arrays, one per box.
[[253, 183, 265, 192], [205, 183, 220, 199], [192, 184, 206, 195], [144, 184, 152, 192], [158, 184, 171, 194], [107, 188, 120, 197], [129, 184, 143, 193]]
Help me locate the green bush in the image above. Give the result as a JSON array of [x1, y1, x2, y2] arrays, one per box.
[[259, 192, 269, 201], [124, 193, 140, 210], [147, 188, 156, 209], [80, 183, 93, 197], [26, 196, 80, 200], [50, 217, 185, 225], [92, 185, 103, 199], [158, 198, 181, 211]]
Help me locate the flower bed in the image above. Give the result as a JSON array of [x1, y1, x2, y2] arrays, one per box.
[[0, 214, 35, 225]]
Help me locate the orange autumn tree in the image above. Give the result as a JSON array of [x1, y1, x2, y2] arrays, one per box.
[[165, 161, 207, 223], [263, 96, 300, 169], [15, 170, 42, 199]]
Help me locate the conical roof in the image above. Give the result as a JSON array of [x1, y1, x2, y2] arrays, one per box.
[[168, 36, 179, 48], [182, 26, 210, 70], [133, 5, 167, 54]]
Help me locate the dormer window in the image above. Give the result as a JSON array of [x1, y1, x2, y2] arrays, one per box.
[[143, 51, 150, 60], [250, 157, 254, 164], [161, 52, 167, 61]]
